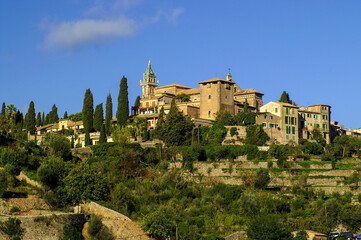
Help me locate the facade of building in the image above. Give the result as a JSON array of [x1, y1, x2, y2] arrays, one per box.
[[259, 102, 331, 144], [134, 61, 263, 128]]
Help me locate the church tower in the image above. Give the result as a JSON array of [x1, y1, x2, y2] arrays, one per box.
[[140, 60, 158, 98]]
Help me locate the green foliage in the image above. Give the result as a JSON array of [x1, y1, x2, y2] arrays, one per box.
[[247, 214, 293, 240], [215, 111, 234, 126], [87, 214, 114, 240], [155, 107, 166, 140], [208, 123, 227, 144], [63, 111, 68, 119], [141, 207, 175, 240], [175, 93, 190, 102], [105, 94, 113, 136], [0, 169, 8, 197], [64, 162, 111, 202], [160, 99, 193, 146], [299, 139, 323, 155], [49, 135, 72, 160], [254, 168, 270, 189], [245, 124, 269, 146], [59, 224, 84, 240], [99, 124, 107, 143], [68, 112, 83, 122], [0, 217, 24, 238], [268, 144, 289, 167], [278, 91, 292, 104], [117, 76, 129, 128], [48, 104, 59, 124], [36, 112, 42, 126], [25, 101, 36, 134], [333, 134, 351, 157], [230, 127, 238, 137], [294, 230, 308, 240], [85, 130, 91, 146], [82, 88, 94, 133], [37, 156, 69, 190], [93, 103, 104, 132]]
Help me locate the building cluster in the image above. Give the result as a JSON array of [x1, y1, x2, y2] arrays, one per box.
[[135, 61, 336, 144], [32, 61, 358, 147]]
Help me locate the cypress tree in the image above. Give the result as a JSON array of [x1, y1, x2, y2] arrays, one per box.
[[45, 113, 50, 125], [64, 111, 68, 119], [85, 130, 91, 146], [134, 96, 141, 113], [99, 124, 107, 143], [105, 94, 113, 136], [25, 101, 36, 134], [42, 112, 45, 125], [82, 89, 94, 133], [278, 91, 292, 104], [116, 76, 129, 128], [49, 104, 59, 123], [155, 107, 165, 140], [36, 112, 42, 126], [1, 102, 5, 117], [93, 103, 104, 132]]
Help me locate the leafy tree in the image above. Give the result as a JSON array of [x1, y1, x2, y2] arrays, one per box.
[[141, 207, 175, 240], [36, 112, 42, 126], [49, 135, 72, 160], [215, 111, 234, 125], [278, 91, 292, 104], [254, 168, 271, 189], [25, 101, 36, 134], [82, 88, 94, 133], [162, 99, 193, 146], [0, 217, 24, 239], [175, 93, 190, 102], [63, 111, 68, 119], [247, 214, 293, 240], [68, 112, 83, 122], [246, 124, 270, 146], [37, 156, 68, 190], [93, 103, 104, 132], [87, 214, 114, 240], [334, 134, 350, 157], [268, 144, 289, 168], [99, 124, 107, 143], [117, 76, 129, 127], [105, 94, 113, 136], [207, 123, 227, 144], [64, 163, 111, 202], [59, 224, 84, 240]]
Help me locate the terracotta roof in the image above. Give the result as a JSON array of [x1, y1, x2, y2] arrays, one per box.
[[156, 83, 191, 89], [198, 78, 235, 84], [266, 101, 299, 108], [308, 104, 331, 107], [178, 88, 200, 95], [235, 88, 264, 95]]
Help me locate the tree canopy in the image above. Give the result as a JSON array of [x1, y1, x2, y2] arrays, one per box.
[[82, 89, 94, 133], [25, 101, 36, 134], [117, 76, 129, 127]]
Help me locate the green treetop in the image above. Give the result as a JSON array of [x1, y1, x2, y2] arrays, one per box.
[[278, 91, 292, 104], [63, 111, 68, 119], [36, 112, 42, 127], [93, 103, 104, 132], [117, 76, 129, 127], [49, 104, 59, 123], [1, 102, 5, 117], [99, 124, 107, 143], [82, 89, 94, 132], [105, 94, 113, 136], [25, 101, 36, 134]]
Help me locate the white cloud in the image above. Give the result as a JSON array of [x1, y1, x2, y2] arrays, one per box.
[[168, 8, 185, 24], [43, 17, 137, 51]]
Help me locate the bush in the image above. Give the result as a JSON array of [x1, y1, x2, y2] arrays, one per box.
[[230, 127, 238, 137], [59, 224, 83, 240], [87, 214, 114, 240], [0, 217, 24, 238], [254, 168, 270, 189]]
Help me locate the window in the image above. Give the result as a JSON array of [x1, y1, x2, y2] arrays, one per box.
[[208, 111, 211, 117], [285, 116, 288, 124], [292, 109, 295, 114], [207, 83, 211, 88], [314, 114, 317, 119], [264, 115, 267, 119], [208, 95, 211, 99], [286, 108, 289, 115], [307, 114, 311, 118], [292, 127, 295, 134], [225, 96, 228, 99], [146, 102, 149, 107], [293, 136, 295, 141], [262, 123, 267, 127], [270, 116, 273, 119], [291, 117, 294, 125], [275, 108, 278, 113], [286, 135, 289, 141]]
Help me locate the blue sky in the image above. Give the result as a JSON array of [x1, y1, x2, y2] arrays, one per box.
[[0, 0, 360, 129]]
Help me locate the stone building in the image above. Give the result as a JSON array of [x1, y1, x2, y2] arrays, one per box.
[[134, 61, 263, 128]]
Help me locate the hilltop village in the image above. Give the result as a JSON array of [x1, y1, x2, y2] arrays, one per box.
[[31, 61, 358, 147], [1, 62, 361, 240]]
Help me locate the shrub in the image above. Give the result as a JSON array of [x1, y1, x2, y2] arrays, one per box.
[[59, 224, 83, 240], [230, 127, 238, 137], [254, 168, 270, 189], [0, 217, 24, 238]]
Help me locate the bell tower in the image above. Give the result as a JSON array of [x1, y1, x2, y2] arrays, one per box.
[[140, 60, 158, 98]]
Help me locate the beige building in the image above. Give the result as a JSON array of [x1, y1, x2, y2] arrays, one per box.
[[134, 61, 263, 128], [260, 102, 331, 144], [260, 102, 299, 144]]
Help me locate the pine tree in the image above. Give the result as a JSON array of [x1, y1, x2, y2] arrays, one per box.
[[93, 103, 104, 132], [116, 76, 129, 128], [278, 91, 292, 104], [36, 112, 42, 126], [64, 111, 68, 119], [82, 89, 94, 133], [99, 124, 107, 143], [25, 101, 36, 134], [1, 102, 5, 117], [105, 94, 113, 136]]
